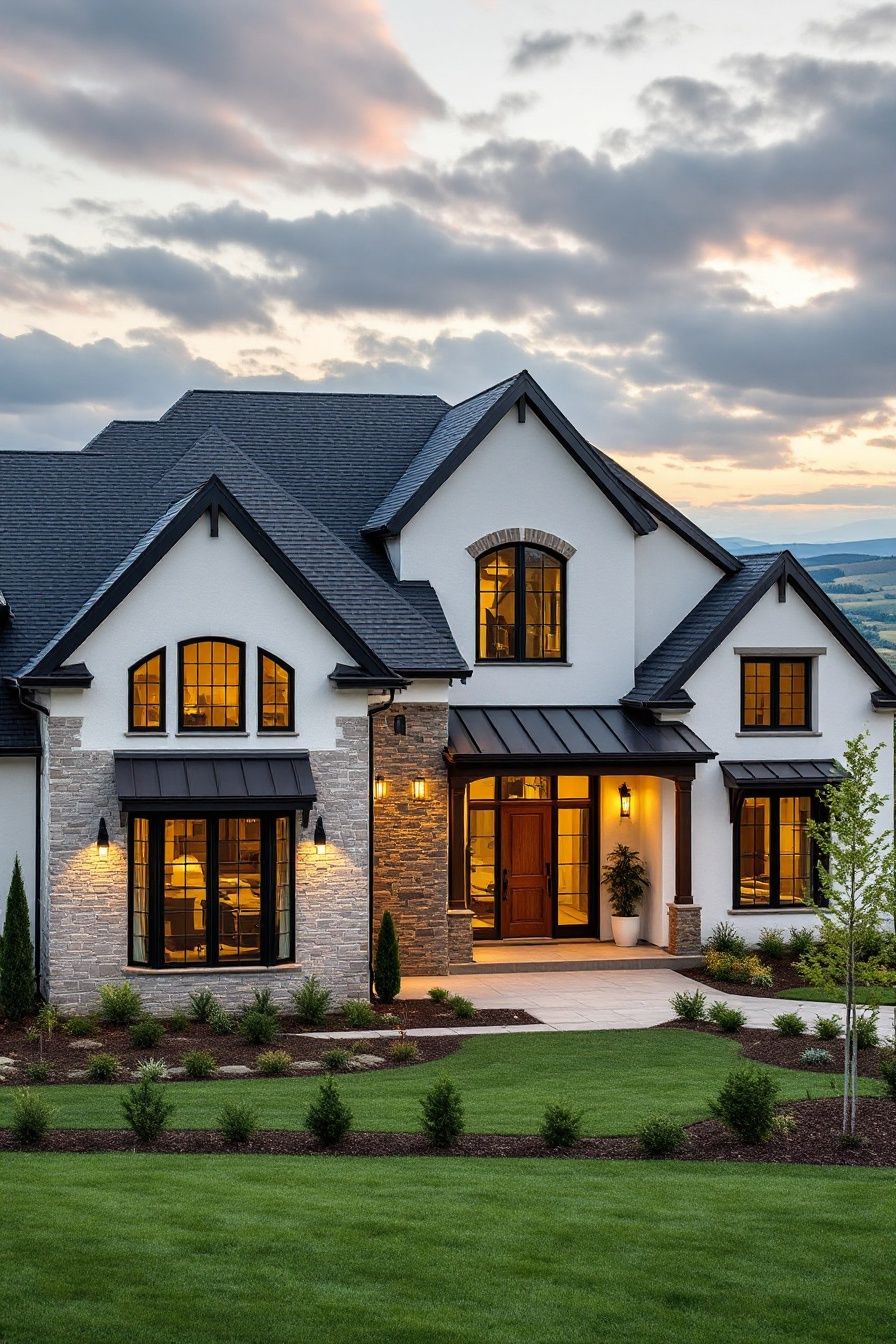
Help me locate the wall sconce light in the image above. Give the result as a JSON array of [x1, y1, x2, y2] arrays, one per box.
[[411, 776, 427, 802], [96, 816, 110, 856], [374, 775, 388, 801], [313, 816, 327, 854], [393, 713, 407, 736], [618, 783, 631, 820]]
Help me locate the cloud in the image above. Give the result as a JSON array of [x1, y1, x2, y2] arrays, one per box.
[[510, 12, 682, 71], [0, 0, 443, 180], [809, 5, 896, 47]]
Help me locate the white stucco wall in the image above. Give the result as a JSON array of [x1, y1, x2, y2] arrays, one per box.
[[686, 584, 896, 941], [598, 774, 672, 945], [634, 522, 722, 665], [0, 754, 38, 932], [395, 407, 638, 705]]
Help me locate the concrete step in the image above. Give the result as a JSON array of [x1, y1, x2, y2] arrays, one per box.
[[450, 953, 704, 974]]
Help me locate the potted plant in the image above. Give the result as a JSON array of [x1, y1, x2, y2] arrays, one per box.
[[602, 843, 649, 947]]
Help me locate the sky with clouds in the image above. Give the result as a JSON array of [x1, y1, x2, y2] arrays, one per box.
[[2, 0, 896, 540]]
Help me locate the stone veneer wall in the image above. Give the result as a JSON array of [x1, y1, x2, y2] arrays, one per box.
[[372, 703, 450, 975], [666, 903, 702, 955], [45, 716, 369, 1011]]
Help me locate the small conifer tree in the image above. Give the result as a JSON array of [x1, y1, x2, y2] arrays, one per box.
[[0, 857, 35, 1020], [373, 910, 401, 1003]]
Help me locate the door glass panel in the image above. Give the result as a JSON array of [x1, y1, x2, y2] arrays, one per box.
[[131, 817, 150, 963], [501, 776, 549, 800], [557, 807, 590, 926], [738, 798, 771, 905], [468, 777, 495, 800], [469, 808, 496, 932], [163, 819, 207, 964], [218, 818, 262, 962], [557, 775, 589, 799], [779, 795, 811, 904], [274, 816, 292, 960], [477, 548, 516, 660]]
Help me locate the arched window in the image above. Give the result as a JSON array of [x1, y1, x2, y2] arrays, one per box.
[[128, 649, 165, 731], [476, 544, 566, 662], [178, 638, 245, 731], [258, 649, 295, 731]]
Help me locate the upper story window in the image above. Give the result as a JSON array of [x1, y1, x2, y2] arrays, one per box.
[[128, 649, 165, 732], [477, 543, 566, 662], [741, 657, 812, 731], [258, 650, 295, 732], [179, 638, 245, 732]]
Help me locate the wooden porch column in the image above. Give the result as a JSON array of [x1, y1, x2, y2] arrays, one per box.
[[674, 777, 693, 905]]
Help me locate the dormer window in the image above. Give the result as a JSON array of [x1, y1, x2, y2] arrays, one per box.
[[178, 638, 245, 731], [128, 649, 165, 732], [258, 650, 295, 731], [477, 544, 566, 662]]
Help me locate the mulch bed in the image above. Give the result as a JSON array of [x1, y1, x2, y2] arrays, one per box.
[[2, 1099, 893, 1165], [680, 954, 809, 998], [663, 1019, 887, 1077]]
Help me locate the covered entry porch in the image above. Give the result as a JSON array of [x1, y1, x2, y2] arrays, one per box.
[[445, 706, 715, 957]]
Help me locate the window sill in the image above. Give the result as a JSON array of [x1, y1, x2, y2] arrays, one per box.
[[726, 908, 816, 917], [124, 731, 169, 738], [124, 962, 301, 976], [257, 731, 300, 737], [174, 731, 251, 738], [734, 731, 821, 738], [474, 661, 573, 668]]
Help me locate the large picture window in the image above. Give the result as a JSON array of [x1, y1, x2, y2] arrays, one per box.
[[179, 638, 245, 731], [129, 649, 165, 732], [128, 813, 294, 966], [735, 793, 817, 907], [476, 544, 566, 662], [741, 658, 811, 731], [258, 649, 295, 731]]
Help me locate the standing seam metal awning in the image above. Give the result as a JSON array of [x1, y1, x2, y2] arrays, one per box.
[[446, 706, 715, 765], [114, 752, 316, 810], [719, 760, 845, 789]]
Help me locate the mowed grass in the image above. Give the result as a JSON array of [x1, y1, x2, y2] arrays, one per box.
[[777, 985, 896, 1006], [0, 1029, 876, 1135], [1, 1155, 894, 1344]]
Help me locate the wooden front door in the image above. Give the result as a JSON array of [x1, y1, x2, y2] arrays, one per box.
[[502, 804, 552, 938]]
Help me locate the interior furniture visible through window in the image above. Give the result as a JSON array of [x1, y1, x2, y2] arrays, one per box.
[[179, 638, 245, 731], [128, 649, 165, 731], [128, 813, 294, 966], [258, 649, 295, 731], [741, 657, 811, 731], [476, 543, 566, 662], [735, 793, 817, 907]]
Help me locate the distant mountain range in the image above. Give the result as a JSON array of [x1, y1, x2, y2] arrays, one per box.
[[719, 536, 896, 560]]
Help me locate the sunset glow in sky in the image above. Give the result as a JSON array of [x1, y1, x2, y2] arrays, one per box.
[[2, 0, 896, 540]]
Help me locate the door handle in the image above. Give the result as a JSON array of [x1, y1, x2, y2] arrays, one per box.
[[501, 868, 508, 901], [545, 862, 552, 896]]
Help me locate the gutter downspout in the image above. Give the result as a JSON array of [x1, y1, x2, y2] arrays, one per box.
[[9, 678, 49, 995], [367, 689, 397, 994]]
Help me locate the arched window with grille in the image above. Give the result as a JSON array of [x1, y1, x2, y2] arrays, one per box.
[[476, 543, 566, 662]]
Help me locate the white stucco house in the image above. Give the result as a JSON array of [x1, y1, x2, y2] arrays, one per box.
[[1, 370, 894, 1009]]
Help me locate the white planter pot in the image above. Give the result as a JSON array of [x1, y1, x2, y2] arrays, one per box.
[[610, 915, 641, 948]]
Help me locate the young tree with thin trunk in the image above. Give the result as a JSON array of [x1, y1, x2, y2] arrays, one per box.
[[800, 733, 889, 1138], [0, 856, 35, 1021]]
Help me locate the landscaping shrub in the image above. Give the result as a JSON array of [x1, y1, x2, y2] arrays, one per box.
[[129, 1017, 165, 1049], [539, 1103, 584, 1150], [121, 1079, 174, 1142], [25, 1061, 50, 1083], [815, 1014, 844, 1041], [878, 1050, 896, 1100], [388, 1039, 420, 1064], [98, 982, 143, 1026], [217, 1102, 258, 1145], [181, 1050, 217, 1079], [321, 1046, 353, 1073], [710, 1066, 780, 1143], [188, 989, 221, 1024], [86, 1052, 120, 1082], [704, 949, 771, 986], [63, 1014, 95, 1038], [342, 998, 377, 1029], [637, 1115, 687, 1157], [704, 921, 747, 957], [209, 1008, 235, 1035], [248, 988, 278, 1019], [169, 1010, 189, 1032], [747, 964, 774, 989], [772, 1011, 807, 1038], [670, 989, 707, 1022], [292, 975, 332, 1027], [771, 1112, 797, 1137], [428, 986, 451, 1003], [449, 995, 476, 1020], [756, 927, 788, 959], [420, 1075, 465, 1147], [788, 927, 815, 958], [135, 1058, 168, 1082], [239, 1008, 278, 1046], [11, 1089, 52, 1146], [0, 858, 35, 1020], [855, 1014, 879, 1049], [800, 1047, 833, 1067], [256, 1049, 292, 1077], [707, 1002, 746, 1033], [373, 910, 401, 1003], [305, 1077, 353, 1147]]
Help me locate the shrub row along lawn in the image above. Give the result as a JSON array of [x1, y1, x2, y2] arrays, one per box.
[[0, 1029, 878, 1135], [1, 1155, 893, 1344]]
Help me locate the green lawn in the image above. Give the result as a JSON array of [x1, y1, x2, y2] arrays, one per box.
[[1, 1155, 893, 1344], [777, 985, 896, 1006], [0, 1029, 876, 1135]]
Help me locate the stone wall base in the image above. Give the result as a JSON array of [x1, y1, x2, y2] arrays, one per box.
[[447, 908, 475, 966], [666, 903, 702, 955]]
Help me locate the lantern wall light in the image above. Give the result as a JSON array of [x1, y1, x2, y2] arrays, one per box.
[[618, 783, 631, 819], [411, 776, 427, 802], [96, 816, 110, 856], [374, 775, 388, 801], [313, 815, 327, 854]]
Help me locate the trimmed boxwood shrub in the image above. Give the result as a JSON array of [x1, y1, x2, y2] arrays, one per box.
[[181, 1050, 217, 1079], [218, 1102, 258, 1145], [772, 1011, 806, 1037], [707, 1002, 746, 1033], [637, 1115, 687, 1157], [256, 1049, 292, 1077], [710, 1066, 780, 1143], [539, 1103, 584, 1150], [86, 1052, 120, 1082], [121, 1079, 174, 1142], [11, 1088, 53, 1145], [98, 983, 143, 1026], [305, 1077, 352, 1147], [130, 1017, 165, 1049], [420, 1076, 464, 1148]]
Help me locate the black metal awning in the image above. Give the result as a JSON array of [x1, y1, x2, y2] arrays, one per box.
[[445, 706, 715, 771], [719, 759, 845, 819], [114, 752, 317, 814]]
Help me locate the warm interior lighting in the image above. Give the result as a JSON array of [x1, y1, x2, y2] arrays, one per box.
[[411, 776, 427, 802], [97, 816, 110, 855], [313, 816, 327, 854], [618, 783, 631, 819], [374, 774, 387, 801]]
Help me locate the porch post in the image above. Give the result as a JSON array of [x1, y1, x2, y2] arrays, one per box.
[[668, 776, 702, 955], [447, 775, 467, 910]]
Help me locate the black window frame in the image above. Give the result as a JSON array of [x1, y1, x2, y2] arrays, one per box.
[[475, 542, 567, 664], [177, 636, 247, 733], [128, 647, 166, 733], [127, 811, 295, 968], [257, 648, 296, 733], [740, 656, 812, 732], [732, 790, 822, 910]]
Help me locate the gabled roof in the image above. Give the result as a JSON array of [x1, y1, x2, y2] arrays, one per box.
[[625, 550, 896, 708], [363, 370, 658, 538]]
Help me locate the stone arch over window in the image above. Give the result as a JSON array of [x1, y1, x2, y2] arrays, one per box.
[[466, 528, 576, 561]]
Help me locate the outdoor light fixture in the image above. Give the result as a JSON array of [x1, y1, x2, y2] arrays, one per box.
[[314, 816, 327, 854], [411, 776, 427, 802], [96, 816, 110, 856], [618, 783, 631, 819], [374, 774, 387, 801], [393, 713, 407, 736]]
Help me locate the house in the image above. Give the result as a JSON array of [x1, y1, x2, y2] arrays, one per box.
[[1, 370, 894, 1009]]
